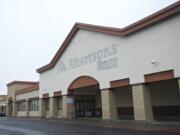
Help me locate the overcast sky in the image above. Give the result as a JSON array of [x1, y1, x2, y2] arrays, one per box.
[[0, 0, 178, 94]]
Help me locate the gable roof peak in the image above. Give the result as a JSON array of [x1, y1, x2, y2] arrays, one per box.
[[37, 1, 180, 73]]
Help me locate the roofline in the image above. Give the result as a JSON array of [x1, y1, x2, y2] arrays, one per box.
[[7, 81, 38, 87], [15, 83, 39, 95], [0, 95, 7, 97], [37, 1, 180, 73]]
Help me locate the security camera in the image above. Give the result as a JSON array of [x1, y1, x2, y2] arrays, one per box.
[[151, 60, 157, 64]]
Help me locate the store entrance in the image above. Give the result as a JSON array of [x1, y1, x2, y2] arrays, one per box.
[[68, 76, 102, 118], [75, 95, 96, 118]]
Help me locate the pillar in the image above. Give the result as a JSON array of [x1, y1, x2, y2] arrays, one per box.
[[62, 95, 75, 119], [132, 84, 153, 121], [49, 97, 56, 118], [101, 89, 118, 120], [0, 106, 1, 112], [12, 102, 17, 117], [4, 105, 7, 114], [6, 103, 12, 117], [178, 78, 180, 93], [26, 101, 29, 117], [39, 98, 46, 118], [6, 104, 10, 116]]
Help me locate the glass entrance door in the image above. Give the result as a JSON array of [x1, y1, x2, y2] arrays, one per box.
[[75, 100, 85, 117], [85, 100, 95, 117], [75, 95, 95, 118]]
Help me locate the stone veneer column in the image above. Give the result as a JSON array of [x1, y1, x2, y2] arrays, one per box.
[[101, 89, 118, 120], [6, 103, 13, 117], [62, 95, 75, 119], [12, 102, 17, 117], [6, 104, 10, 117], [49, 97, 57, 118], [132, 84, 153, 121], [26, 101, 29, 117], [39, 98, 46, 118]]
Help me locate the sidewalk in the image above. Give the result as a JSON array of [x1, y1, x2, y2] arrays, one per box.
[[9, 117, 180, 133]]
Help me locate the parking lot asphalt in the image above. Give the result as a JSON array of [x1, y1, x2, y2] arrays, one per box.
[[0, 117, 180, 135]]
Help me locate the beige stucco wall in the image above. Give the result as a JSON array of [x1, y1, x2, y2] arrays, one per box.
[[16, 90, 39, 101], [46, 110, 50, 117], [0, 101, 6, 106], [40, 14, 180, 97], [7, 83, 37, 117], [0, 95, 7, 107], [29, 111, 39, 117], [0, 95, 7, 101], [17, 111, 26, 117], [8, 84, 36, 101], [56, 110, 63, 118], [7, 85, 16, 101]]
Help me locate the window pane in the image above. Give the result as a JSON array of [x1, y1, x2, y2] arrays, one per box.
[[17, 101, 26, 111], [29, 99, 39, 111]]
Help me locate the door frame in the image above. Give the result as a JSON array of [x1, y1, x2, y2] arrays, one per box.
[[75, 95, 96, 118]]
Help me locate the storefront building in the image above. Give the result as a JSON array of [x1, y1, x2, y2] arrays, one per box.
[[15, 83, 39, 117], [0, 95, 7, 116], [6, 2, 180, 121], [6, 81, 38, 117]]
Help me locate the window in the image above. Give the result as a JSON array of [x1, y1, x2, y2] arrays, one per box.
[[17, 101, 26, 111], [29, 99, 39, 111], [2, 106, 5, 112], [57, 96, 62, 110], [0, 106, 4, 112], [45, 98, 49, 111]]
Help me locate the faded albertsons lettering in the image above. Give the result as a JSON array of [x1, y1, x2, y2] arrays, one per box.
[[57, 44, 118, 74]]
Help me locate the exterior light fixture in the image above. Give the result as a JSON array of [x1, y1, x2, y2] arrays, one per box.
[[151, 60, 158, 65]]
